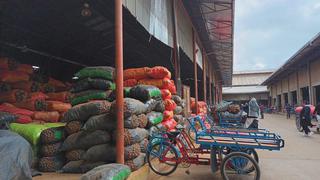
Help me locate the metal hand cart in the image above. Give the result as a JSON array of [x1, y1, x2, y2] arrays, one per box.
[[147, 116, 284, 180]]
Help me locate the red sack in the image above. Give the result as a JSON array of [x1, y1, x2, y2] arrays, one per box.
[[147, 66, 171, 79], [47, 91, 70, 102], [161, 118, 177, 130], [29, 92, 48, 101], [124, 67, 150, 80], [16, 64, 33, 74], [16, 114, 33, 124], [48, 78, 66, 88], [47, 101, 71, 113], [33, 111, 60, 122], [0, 89, 27, 103], [14, 99, 47, 111], [10, 81, 40, 92], [167, 81, 177, 94], [138, 78, 171, 89], [0, 103, 34, 116], [0, 57, 16, 69], [124, 79, 138, 87], [164, 99, 176, 111], [163, 110, 173, 120], [0, 70, 29, 83], [160, 89, 171, 100]]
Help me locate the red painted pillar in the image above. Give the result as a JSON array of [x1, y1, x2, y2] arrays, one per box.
[[202, 50, 207, 103], [192, 28, 198, 114], [115, 0, 124, 164]]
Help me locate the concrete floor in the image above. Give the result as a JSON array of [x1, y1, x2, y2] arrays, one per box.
[[35, 114, 320, 180], [148, 114, 320, 180]]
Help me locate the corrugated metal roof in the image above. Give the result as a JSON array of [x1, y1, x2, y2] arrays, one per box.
[[232, 72, 273, 86], [262, 32, 320, 85], [222, 86, 268, 94], [183, 0, 235, 86]]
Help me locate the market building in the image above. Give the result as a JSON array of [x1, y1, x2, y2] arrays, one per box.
[[222, 70, 273, 105], [0, 0, 235, 174], [262, 33, 320, 111]]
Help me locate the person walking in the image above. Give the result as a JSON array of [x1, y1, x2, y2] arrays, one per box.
[[285, 103, 291, 119], [300, 105, 313, 136], [245, 97, 260, 129], [315, 103, 320, 132], [259, 104, 265, 119]]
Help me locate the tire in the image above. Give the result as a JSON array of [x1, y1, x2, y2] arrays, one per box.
[[295, 114, 303, 132], [224, 148, 259, 174], [146, 141, 179, 176], [221, 152, 260, 180]]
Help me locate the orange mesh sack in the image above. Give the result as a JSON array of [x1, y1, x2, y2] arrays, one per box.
[[124, 67, 150, 80], [29, 92, 49, 101], [47, 92, 71, 102], [33, 111, 60, 122], [124, 79, 138, 87], [163, 110, 174, 120], [11, 81, 40, 92], [160, 89, 171, 100], [16, 64, 33, 74], [48, 78, 66, 88], [0, 89, 27, 103], [147, 66, 171, 79], [47, 101, 72, 113], [0, 70, 29, 83], [164, 99, 176, 111], [0, 57, 17, 69], [138, 78, 171, 89]]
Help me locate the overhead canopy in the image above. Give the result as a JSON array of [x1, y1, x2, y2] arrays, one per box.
[[183, 0, 234, 86], [262, 33, 320, 85]]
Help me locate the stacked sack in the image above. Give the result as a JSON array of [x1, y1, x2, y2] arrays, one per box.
[[9, 122, 66, 171], [113, 96, 153, 171], [60, 100, 114, 173], [190, 97, 208, 116], [123, 66, 178, 131], [0, 57, 72, 123], [70, 66, 115, 106], [171, 95, 186, 125]]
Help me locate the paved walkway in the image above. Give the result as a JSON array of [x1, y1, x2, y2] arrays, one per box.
[[148, 114, 320, 180]]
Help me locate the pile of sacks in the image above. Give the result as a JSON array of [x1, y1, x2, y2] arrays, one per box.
[[123, 66, 180, 131], [9, 122, 65, 171], [190, 98, 208, 116], [70, 66, 115, 106], [60, 100, 114, 173], [0, 57, 72, 124]]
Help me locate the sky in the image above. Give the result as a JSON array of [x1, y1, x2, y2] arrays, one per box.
[[234, 0, 320, 71]]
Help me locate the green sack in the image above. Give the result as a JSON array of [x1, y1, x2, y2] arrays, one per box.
[[129, 85, 161, 102], [71, 91, 112, 106], [80, 163, 131, 180], [71, 78, 115, 93], [75, 66, 114, 81], [124, 87, 131, 97], [9, 123, 65, 146], [146, 111, 163, 125]]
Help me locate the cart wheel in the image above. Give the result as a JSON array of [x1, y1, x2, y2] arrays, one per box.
[[146, 142, 178, 176], [221, 152, 260, 180], [224, 148, 259, 174], [295, 115, 303, 132]]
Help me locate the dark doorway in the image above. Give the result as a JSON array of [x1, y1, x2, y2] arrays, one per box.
[[301, 87, 309, 104], [277, 95, 282, 111], [291, 91, 297, 105], [315, 85, 320, 105], [284, 93, 288, 105]]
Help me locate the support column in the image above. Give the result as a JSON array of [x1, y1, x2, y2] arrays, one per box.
[[209, 62, 212, 105], [172, 0, 181, 96], [296, 72, 301, 105], [192, 28, 198, 114], [202, 50, 207, 103], [115, 0, 124, 164], [307, 61, 313, 104]]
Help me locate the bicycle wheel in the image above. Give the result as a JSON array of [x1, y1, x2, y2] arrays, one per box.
[[221, 152, 260, 180], [146, 142, 179, 176], [295, 115, 303, 132]]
